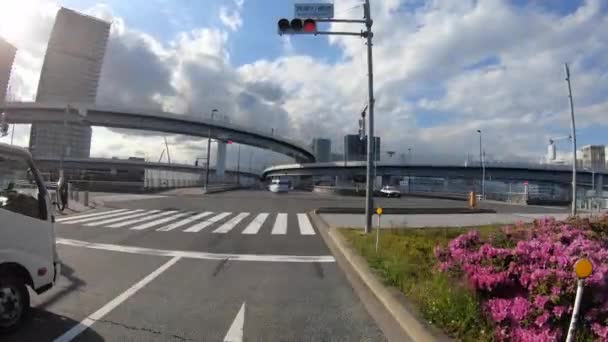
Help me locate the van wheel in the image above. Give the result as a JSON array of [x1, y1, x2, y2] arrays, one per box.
[[0, 275, 30, 334]]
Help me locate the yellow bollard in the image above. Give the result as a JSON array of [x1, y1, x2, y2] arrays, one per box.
[[469, 191, 477, 208]]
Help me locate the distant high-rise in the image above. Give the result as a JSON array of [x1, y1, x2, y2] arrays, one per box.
[[0, 37, 16, 100], [312, 138, 331, 162], [581, 145, 606, 170], [344, 134, 380, 162], [29, 7, 110, 159]]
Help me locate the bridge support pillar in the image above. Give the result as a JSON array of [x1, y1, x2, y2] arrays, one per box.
[[381, 175, 390, 186], [216, 142, 227, 179]]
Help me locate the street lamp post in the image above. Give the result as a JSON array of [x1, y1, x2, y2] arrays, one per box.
[[565, 63, 578, 216], [477, 129, 485, 200], [204, 109, 218, 190]]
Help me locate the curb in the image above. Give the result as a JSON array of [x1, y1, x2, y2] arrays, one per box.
[[309, 211, 450, 342], [316, 207, 495, 214]]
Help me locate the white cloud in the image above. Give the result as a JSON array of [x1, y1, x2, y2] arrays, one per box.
[[3, 0, 608, 167], [218, 0, 244, 32]]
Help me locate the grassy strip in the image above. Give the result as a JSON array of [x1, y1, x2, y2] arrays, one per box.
[[340, 226, 499, 341]]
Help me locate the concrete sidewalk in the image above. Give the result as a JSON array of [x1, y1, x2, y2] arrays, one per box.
[[319, 212, 595, 229]]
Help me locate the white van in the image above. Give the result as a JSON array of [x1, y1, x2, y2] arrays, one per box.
[[268, 178, 290, 193], [0, 143, 60, 333]]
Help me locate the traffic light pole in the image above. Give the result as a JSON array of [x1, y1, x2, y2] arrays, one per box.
[[278, 0, 375, 233], [363, 0, 375, 234]]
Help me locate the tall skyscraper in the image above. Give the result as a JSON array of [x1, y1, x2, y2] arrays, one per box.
[[0, 37, 16, 100], [581, 145, 606, 170], [29, 7, 110, 159], [344, 134, 380, 162], [312, 138, 331, 162]]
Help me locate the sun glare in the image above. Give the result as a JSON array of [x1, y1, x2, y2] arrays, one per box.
[[0, 0, 43, 43]]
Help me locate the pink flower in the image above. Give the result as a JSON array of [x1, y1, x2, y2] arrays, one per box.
[[552, 306, 565, 319], [534, 312, 551, 327], [533, 295, 550, 309], [510, 297, 530, 321], [591, 323, 608, 340], [436, 216, 608, 341], [487, 298, 510, 322]]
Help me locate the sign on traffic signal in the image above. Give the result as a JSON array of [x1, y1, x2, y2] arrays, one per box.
[[277, 18, 317, 35]]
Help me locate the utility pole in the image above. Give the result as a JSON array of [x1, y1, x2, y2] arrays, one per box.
[[363, 0, 375, 233], [565, 63, 578, 216]]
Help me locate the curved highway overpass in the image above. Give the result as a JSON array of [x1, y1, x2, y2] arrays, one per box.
[[1, 102, 315, 162], [263, 162, 606, 186]]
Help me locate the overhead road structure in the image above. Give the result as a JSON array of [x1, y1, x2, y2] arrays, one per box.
[[1, 102, 315, 163], [263, 162, 606, 186]]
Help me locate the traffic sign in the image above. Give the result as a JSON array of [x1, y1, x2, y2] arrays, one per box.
[[574, 258, 593, 279], [376, 207, 383, 215], [295, 3, 334, 19]]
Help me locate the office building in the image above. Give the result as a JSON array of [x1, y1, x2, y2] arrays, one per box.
[[312, 138, 331, 162], [344, 134, 380, 162], [581, 145, 606, 170], [0, 37, 16, 100], [29, 7, 111, 159]]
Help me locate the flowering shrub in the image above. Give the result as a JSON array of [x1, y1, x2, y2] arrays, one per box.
[[435, 216, 608, 341]]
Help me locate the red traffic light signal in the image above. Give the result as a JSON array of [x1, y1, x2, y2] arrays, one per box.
[[303, 19, 316, 33], [277, 18, 317, 34]]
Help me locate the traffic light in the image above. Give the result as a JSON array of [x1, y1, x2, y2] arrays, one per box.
[[277, 18, 317, 35]]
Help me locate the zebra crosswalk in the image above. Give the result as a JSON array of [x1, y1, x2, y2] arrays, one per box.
[[57, 209, 317, 236]]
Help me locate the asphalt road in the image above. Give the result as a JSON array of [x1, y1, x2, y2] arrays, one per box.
[[5, 189, 566, 341], [7, 190, 392, 341]]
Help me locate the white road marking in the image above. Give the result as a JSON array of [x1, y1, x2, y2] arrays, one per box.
[[297, 214, 316, 235], [213, 213, 250, 234], [223, 302, 245, 342], [57, 238, 336, 263], [60, 210, 143, 224], [183, 212, 232, 232], [130, 212, 193, 230], [241, 213, 268, 235], [271, 213, 287, 235], [56, 209, 128, 222], [156, 211, 213, 231], [107, 210, 178, 228], [84, 210, 160, 226], [53, 256, 181, 342]]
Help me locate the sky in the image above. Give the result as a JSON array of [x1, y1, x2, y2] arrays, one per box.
[[1, 0, 607, 168]]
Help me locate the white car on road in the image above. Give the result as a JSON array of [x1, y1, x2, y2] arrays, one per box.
[[269, 179, 290, 193], [379, 185, 401, 198]]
